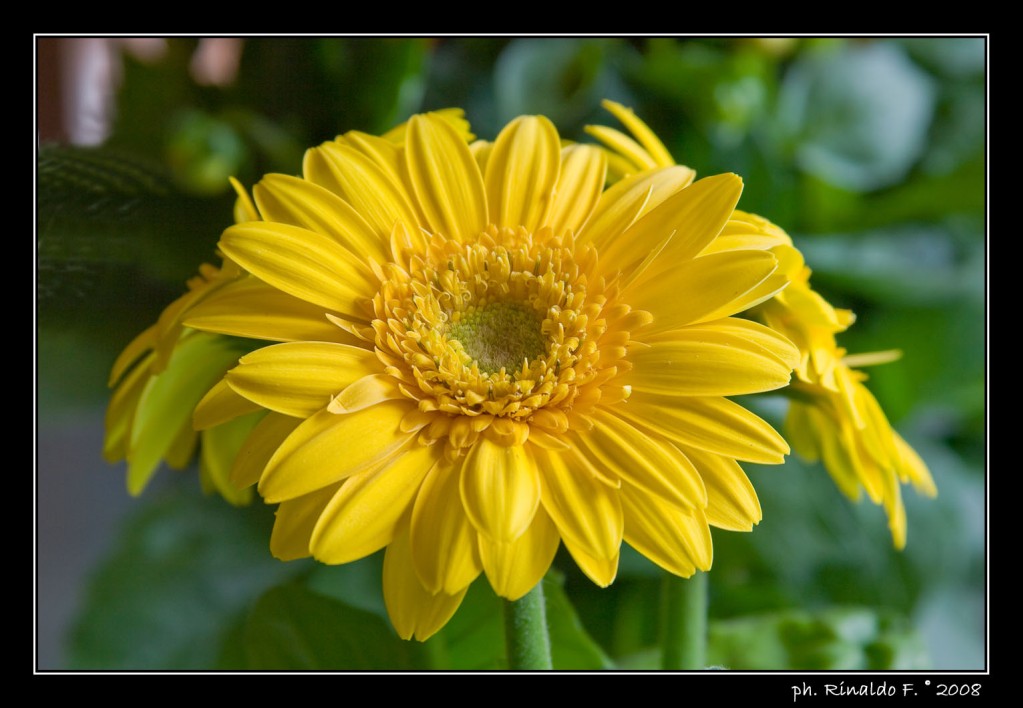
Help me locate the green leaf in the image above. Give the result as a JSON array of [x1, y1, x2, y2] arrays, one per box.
[[544, 574, 616, 669], [67, 486, 299, 669], [304, 553, 389, 620], [277, 561, 613, 669], [431, 578, 505, 670], [706, 607, 930, 670], [240, 584, 430, 670]]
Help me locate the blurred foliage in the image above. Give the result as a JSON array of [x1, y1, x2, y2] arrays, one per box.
[[66, 485, 297, 669], [39, 36, 986, 671], [237, 584, 430, 670], [704, 606, 930, 670]]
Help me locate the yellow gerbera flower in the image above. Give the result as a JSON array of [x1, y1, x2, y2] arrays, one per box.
[[726, 211, 938, 548], [786, 360, 937, 549], [103, 259, 255, 504], [589, 101, 936, 550], [182, 109, 799, 640]]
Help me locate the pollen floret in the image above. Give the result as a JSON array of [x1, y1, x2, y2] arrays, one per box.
[[366, 225, 635, 455]]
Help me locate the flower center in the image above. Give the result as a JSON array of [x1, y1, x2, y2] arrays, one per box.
[[447, 302, 546, 375], [361, 224, 639, 451]]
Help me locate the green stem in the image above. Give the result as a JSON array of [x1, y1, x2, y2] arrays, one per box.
[[503, 582, 553, 670], [661, 571, 708, 670]]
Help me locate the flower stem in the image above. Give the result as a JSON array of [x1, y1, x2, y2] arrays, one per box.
[[503, 582, 553, 670], [661, 571, 707, 670]]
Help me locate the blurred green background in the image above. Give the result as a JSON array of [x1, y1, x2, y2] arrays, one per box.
[[36, 36, 985, 670]]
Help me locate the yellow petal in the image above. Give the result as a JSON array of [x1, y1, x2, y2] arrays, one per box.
[[705, 231, 792, 254], [230, 176, 260, 223], [384, 515, 470, 642], [163, 416, 197, 470], [785, 402, 821, 463], [626, 250, 780, 330], [681, 318, 801, 372], [602, 149, 640, 185], [810, 406, 869, 501], [894, 432, 937, 497], [469, 139, 493, 174], [599, 99, 676, 167], [311, 443, 440, 564], [478, 505, 560, 601], [704, 272, 791, 322], [584, 125, 657, 172], [484, 115, 561, 232], [193, 378, 263, 430], [842, 349, 903, 368], [303, 141, 422, 240], [327, 373, 406, 414], [578, 165, 696, 250], [683, 447, 762, 531], [714, 209, 793, 249], [406, 113, 488, 242], [561, 538, 619, 588], [253, 173, 389, 263], [575, 409, 707, 511], [127, 333, 246, 495], [382, 107, 475, 144], [617, 392, 789, 464], [886, 483, 907, 551], [535, 446, 623, 563], [103, 348, 155, 462], [226, 341, 380, 418], [629, 319, 797, 397], [460, 439, 541, 543], [856, 379, 905, 465], [183, 276, 359, 345], [342, 131, 434, 230], [231, 412, 302, 490], [411, 457, 483, 594], [599, 173, 744, 280], [259, 401, 414, 503], [108, 324, 157, 387], [621, 484, 713, 576], [150, 288, 206, 371], [270, 483, 341, 561], [219, 221, 376, 319], [547, 145, 607, 237], [199, 412, 260, 506], [337, 131, 404, 184]]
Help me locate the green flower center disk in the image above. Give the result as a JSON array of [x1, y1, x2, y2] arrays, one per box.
[[447, 302, 546, 374]]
